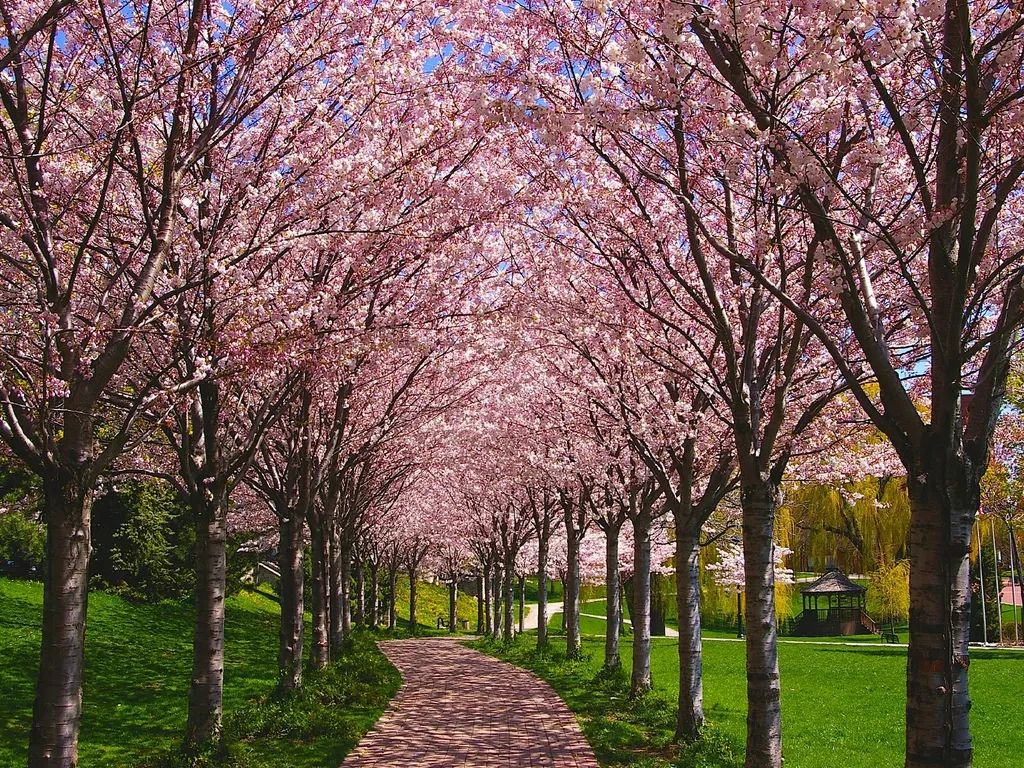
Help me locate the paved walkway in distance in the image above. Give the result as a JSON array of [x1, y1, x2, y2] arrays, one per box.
[[342, 637, 600, 768]]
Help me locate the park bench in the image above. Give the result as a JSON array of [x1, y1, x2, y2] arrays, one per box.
[[436, 616, 472, 630], [881, 630, 900, 644]]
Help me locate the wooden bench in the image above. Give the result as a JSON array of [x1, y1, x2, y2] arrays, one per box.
[[437, 617, 472, 631], [881, 630, 900, 644]]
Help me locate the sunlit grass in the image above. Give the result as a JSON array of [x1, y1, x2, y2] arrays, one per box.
[[0, 578, 399, 767], [494, 626, 1024, 767]]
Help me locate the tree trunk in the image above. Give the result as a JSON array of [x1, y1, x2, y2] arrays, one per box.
[[329, 525, 343, 656], [368, 563, 379, 629], [618, 576, 628, 636], [308, 521, 329, 670], [675, 528, 704, 740], [630, 509, 653, 696], [741, 479, 782, 768], [387, 566, 398, 631], [276, 506, 304, 694], [28, 474, 93, 768], [503, 557, 515, 641], [483, 563, 492, 635], [339, 538, 352, 642], [477, 572, 485, 634], [185, 488, 228, 748], [537, 537, 549, 648], [904, 465, 976, 768], [565, 527, 582, 659], [354, 555, 365, 627], [604, 524, 622, 671], [491, 564, 502, 640], [1010, 523, 1023, 642], [408, 566, 418, 633], [518, 573, 525, 635], [448, 579, 458, 633]]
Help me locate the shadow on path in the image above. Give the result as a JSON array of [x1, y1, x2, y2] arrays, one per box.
[[342, 637, 599, 768]]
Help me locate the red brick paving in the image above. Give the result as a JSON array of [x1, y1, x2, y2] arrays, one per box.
[[342, 637, 600, 768]]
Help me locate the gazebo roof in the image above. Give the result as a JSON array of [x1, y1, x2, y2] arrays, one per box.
[[800, 567, 866, 595]]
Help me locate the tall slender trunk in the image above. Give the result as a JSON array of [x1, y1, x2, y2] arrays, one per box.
[[185, 488, 228, 747], [905, 463, 975, 768], [277, 506, 304, 693], [28, 473, 93, 768], [604, 524, 622, 670], [675, 527, 704, 739], [483, 564, 492, 635], [561, 574, 567, 632], [476, 572, 485, 634], [329, 525, 343, 656], [387, 566, 398, 631], [339, 539, 352, 641], [308, 521, 329, 670], [491, 564, 502, 640], [741, 479, 782, 768], [630, 509, 653, 696], [537, 537, 549, 648], [448, 578, 458, 633], [408, 566, 418, 633], [354, 554, 365, 627], [618, 576, 627, 636], [565, 527, 582, 659], [503, 556, 515, 641], [1010, 523, 1023, 642], [368, 563, 379, 629], [518, 574, 525, 635]]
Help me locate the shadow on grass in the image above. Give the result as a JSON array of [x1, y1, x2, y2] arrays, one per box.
[[471, 637, 741, 768], [1, 580, 402, 768]]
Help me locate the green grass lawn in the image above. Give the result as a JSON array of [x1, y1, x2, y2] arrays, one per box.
[[394, 576, 478, 631], [490, 632, 1024, 768], [0, 577, 401, 767]]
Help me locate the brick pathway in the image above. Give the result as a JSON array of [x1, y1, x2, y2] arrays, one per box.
[[342, 637, 600, 768]]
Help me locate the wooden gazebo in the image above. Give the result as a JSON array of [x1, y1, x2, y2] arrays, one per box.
[[795, 567, 877, 636]]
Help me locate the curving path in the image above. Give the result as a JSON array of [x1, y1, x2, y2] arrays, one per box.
[[342, 637, 600, 768]]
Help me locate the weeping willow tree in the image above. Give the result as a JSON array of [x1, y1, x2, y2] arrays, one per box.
[[868, 560, 911, 629], [783, 477, 911, 573]]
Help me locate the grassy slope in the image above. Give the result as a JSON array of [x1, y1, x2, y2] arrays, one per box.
[[0, 578, 402, 768], [500, 631, 1023, 768], [394, 576, 478, 631]]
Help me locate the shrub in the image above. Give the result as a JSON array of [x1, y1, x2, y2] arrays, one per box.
[[90, 480, 194, 602], [676, 725, 742, 768], [0, 510, 45, 577]]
